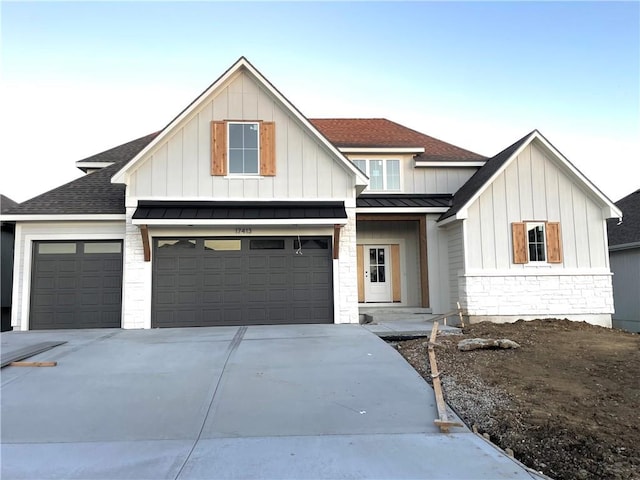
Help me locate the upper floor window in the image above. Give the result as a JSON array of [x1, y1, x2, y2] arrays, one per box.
[[228, 122, 259, 175], [512, 221, 562, 264], [352, 159, 401, 191], [211, 120, 275, 177]]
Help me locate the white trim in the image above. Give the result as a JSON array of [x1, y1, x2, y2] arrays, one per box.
[[340, 147, 425, 154], [131, 218, 348, 226], [1, 214, 126, 222], [126, 196, 356, 208], [356, 207, 448, 214], [75, 161, 114, 169], [16, 232, 126, 331], [111, 57, 368, 188], [414, 160, 486, 167], [463, 268, 613, 277]]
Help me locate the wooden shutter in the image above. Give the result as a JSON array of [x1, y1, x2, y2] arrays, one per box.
[[260, 121, 276, 176], [546, 222, 562, 263], [211, 121, 227, 176], [391, 244, 401, 302], [356, 245, 364, 303], [512, 222, 527, 264]]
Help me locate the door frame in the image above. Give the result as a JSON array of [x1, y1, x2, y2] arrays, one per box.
[[356, 214, 429, 308]]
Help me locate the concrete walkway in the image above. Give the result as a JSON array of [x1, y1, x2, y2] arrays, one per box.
[[1, 324, 544, 479]]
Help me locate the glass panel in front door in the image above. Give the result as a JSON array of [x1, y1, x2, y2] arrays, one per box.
[[369, 248, 386, 283]]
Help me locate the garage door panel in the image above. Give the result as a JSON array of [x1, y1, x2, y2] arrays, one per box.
[[152, 236, 332, 327], [30, 241, 123, 330]]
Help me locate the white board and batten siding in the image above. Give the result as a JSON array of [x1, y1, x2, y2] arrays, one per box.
[[465, 142, 610, 271], [127, 71, 354, 201], [459, 141, 614, 326]]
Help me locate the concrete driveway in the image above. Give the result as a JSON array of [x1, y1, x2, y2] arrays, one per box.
[[1, 325, 541, 479]]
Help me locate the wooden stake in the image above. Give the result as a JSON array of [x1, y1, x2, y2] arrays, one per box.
[[9, 361, 57, 367], [428, 321, 463, 433]]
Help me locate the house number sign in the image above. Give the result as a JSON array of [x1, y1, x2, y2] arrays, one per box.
[[235, 228, 253, 234]]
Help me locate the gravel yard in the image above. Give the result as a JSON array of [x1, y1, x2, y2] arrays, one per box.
[[393, 319, 640, 480]]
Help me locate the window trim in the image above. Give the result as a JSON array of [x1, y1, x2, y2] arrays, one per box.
[[352, 158, 402, 192], [227, 121, 260, 176]]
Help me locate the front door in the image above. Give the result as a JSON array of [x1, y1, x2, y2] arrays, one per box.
[[364, 246, 392, 302]]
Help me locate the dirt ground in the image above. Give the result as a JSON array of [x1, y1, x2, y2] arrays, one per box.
[[393, 319, 639, 480]]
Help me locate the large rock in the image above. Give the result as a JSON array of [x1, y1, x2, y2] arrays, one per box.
[[458, 338, 521, 351]]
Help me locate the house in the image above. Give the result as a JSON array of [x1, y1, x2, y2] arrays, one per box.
[[607, 189, 640, 332], [1, 195, 18, 332], [1, 57, 622, 331]]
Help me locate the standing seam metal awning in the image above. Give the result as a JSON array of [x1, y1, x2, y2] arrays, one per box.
[[131, 201, 348, 225]]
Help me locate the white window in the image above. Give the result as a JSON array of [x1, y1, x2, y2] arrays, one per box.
[[526, 222, 546, 262], [352, 159, 401, 191], [228, 122, 259, 175]]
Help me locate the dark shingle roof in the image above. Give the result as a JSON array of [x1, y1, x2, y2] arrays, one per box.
[[3, 133, 157, 216], [438, 131, 534, 222], [357, 194, 452, 209], [608, 189, 640, 246], [309, 118, 486, 162], [1, 195, 19, 214], [76, 132, 160, 169]]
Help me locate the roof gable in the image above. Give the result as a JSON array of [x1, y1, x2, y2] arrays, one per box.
[[439, 130, 622, 223], [112, 57, 367, 188], [310, 118, 486, 162]]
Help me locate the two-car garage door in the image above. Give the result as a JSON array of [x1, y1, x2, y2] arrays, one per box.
[[29, 236, 333, 329], [152, 236, 333, 327]]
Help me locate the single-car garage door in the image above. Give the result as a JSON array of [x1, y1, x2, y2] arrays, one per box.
[[30, 241, 123, 329], [152, 236, 333, 327]]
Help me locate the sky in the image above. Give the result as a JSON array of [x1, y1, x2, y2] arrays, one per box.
[[1, 1, 638, 204]]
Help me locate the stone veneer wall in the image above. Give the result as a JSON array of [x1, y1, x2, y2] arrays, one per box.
[[122, 207, 152, 329], [335, 207, 359, 324], [460, 273, 614, 327]]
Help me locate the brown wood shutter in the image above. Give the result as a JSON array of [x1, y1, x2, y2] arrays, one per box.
[[356, 245, 364, 303], [391, 244, 401, 302], [260, 121, 276, 176], [546, 222, 562, 263], [211, 121, 227, 176], [512, 222, 528, 264]]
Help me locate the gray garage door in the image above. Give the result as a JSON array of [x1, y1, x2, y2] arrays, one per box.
[[152, 237, 333, 327], [30, 241, 123, 330]]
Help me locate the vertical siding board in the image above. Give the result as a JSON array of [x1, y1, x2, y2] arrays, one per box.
[[182, 117, 199, 195], [198, 106, 214, 195], [287, 118, 303, 198], [257, 89, 274, 121], [134, 159, 153, 197], [531, 145, 548, 220], [492, 173, 510, 269], [466, 202, 482, 269], [586, 199, 606, 267], [544, 160, 561, 221], [227, 75, 243, 119], [572, 185, 591, 267], [271, 109, 289, 197], [478, 186, 496, 269], [166, 133, 183, 196], [447, 223, 464, 309], [558, 174, 577, 267], [151, 145, 168, 197], [516, 147, 534, 219], [212, 88, 229, 120], [302, 139, 318, 197]]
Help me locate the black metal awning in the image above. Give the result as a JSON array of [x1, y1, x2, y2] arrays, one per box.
[[356, 194, 453, 209], [132, 200, 347, 222]]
